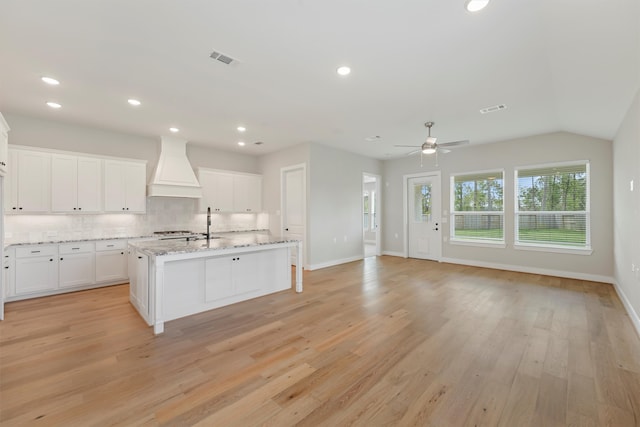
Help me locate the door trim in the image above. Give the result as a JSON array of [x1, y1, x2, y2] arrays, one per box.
[[280, 163, 307, 269], [362, 172, 382, 257], [403, 171, 442, 260]]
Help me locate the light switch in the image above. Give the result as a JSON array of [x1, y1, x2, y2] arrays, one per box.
[[631, 180, 634, 192]]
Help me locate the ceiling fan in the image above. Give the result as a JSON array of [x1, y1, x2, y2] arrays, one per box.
[[395, 122, 469, 156]]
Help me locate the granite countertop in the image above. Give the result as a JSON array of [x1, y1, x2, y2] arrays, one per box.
[[5, 229, 271, 248], [129, 234, 299, 257]]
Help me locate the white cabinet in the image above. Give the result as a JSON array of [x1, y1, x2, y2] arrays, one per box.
[[197, 169, 234, 213], [205, 251, 275, 303], [5, 149, 51, 213], [51, 154, 102, 213], [197, 168, 262, 213], [0, 113, 9, 176], [58, 242, 95, 289], [95, 240, 128, 283], [14, 245, 58, 295], [128, 248, 149, 320], [233, 174, 262, 213], [104, 160, 147, 213]]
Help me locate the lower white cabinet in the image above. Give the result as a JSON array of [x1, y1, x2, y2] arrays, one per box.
[[95, 240, 128, 283], [128, 249, 149, 320], [14, 245, 58, 295], [58, 242, 95, 289], [205, 252, 261, 302]]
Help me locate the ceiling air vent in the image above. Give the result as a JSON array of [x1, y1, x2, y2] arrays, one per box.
[[479, 104, 507, 114], [210, 51, 236, 65]]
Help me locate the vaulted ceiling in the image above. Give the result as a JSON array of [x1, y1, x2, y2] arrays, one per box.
[[0, 0, 638, 158]]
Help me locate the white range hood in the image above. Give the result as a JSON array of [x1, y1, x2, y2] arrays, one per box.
[[147, 136, 202, 198]]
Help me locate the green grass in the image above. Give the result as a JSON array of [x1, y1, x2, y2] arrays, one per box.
[[454, 227, 586, 245]]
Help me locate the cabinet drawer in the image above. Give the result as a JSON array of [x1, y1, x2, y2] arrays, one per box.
[[95, 240, 127, 251], [59, 242, 94, 254], [15, 245, 57, 258]]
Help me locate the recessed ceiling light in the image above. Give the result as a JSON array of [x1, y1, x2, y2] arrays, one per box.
[[237, 141, 246, 146], [237, 126, 246, 132], [169, 127, 179, 133], [41, 76, 60, 85], [46, 101, 62, 109], [127, 98, 141, 106], [465, 0, 490, 12], [337, 66, 351, 76]]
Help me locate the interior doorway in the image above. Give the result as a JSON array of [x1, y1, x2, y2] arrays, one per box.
[[281, 164, 306, 267], [404, 172, 442, 261], [362, 173, 381, 258]]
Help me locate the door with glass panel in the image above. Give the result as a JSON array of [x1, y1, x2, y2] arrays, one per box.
[[408, 175, 441, 260]]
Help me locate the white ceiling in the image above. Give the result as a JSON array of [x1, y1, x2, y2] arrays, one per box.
[[1, 0, 638, 159]]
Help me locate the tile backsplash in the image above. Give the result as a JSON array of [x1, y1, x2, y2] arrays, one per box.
[[5, 197, 269, 244]]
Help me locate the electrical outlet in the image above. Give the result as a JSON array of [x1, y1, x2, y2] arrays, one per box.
[[633, 263, 636, 273], [631, 180, 634, 192]]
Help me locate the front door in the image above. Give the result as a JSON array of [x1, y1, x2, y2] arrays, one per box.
[[408, 174, 441, 260]]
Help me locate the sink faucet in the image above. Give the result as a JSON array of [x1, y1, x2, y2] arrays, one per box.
[[207, 207, 211, 242]]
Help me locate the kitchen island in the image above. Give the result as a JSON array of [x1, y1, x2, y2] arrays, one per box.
[[128, 233, 303, 334]]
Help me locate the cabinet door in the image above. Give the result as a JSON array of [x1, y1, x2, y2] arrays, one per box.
[[233, 174, 262, 212], [104, 160, 126, 212], [51, 154, 78, 212], [4, 150, 18, 212], [77, 157, 102, 212], [135, 252, 149, 316], [59, 252, 95, 288], [0, 128, 8, 177], [198, 170, 234, 213], [16, 150, 51, 212], [95, 250, 128, 282], [15, 256, 58, 294], [233, 252, 261, 295], [124, 162, 146, 212], [205, 256, 235, 302]]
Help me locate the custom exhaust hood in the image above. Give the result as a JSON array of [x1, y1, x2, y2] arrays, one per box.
[[147, 136, 202, 198]]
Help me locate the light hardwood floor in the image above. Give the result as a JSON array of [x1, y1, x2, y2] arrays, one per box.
[[1, 256, 639, 426]]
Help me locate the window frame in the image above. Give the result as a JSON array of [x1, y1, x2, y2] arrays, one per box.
[[449, 168, 506, 248], [514, 160, 592, 255]]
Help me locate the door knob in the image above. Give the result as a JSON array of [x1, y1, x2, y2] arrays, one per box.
[[285, 228, 289, 231]]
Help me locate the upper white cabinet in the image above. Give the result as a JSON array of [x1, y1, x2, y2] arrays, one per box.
[[198, 169, 234, 213], [5, 149, 51, 213], [197, 168, 262, 213], [0, 112, 9, 176], [104, 160, 147, 213], [233, 174, 262, 213], [51, 154, 102, 213]]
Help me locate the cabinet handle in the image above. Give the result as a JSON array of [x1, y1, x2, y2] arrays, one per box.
[[31, 250, 41, 254], [121, 252, 124, 255], [122, 208, 125, 210], [72, 247, 80, 250], [18, 207, 22, 210], [49, 259, 53, 262], [4, 266, 8, 269], [107, 244, 115, 247], [78, 207, 82, 211], [60, 257, 64, 261], [138, 256, 143, 259], [12, 207, 16, 210], [73, 207, 77, 210]]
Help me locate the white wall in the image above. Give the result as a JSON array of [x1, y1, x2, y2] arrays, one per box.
[[383, 132, 613, 282], [613, 88, 640, 332], [308, 143, 381, 268]]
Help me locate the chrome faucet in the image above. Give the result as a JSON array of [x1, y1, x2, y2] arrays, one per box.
[[207, 207, 211, 242]]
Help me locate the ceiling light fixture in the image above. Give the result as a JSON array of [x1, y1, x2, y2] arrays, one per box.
[[237, 141, 245, 146], [337, 66, 351, 76], [46, 101, 62, 109], [237, 126, 246, 132], [41, 76, 60, 85], [127, 98, 141, 106], [465, 0, 490, 12], [169, 127, 179, 133]]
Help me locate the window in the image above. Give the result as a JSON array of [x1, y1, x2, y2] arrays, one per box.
[[414, 183, 431, 222], [450, 171, 504, 243], [515, 161, 590, 250], [363, 191, 376, 231]]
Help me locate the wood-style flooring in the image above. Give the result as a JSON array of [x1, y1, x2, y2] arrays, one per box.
[[1, 256, 640, 426]]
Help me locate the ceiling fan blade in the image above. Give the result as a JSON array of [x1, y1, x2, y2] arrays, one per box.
[[437, 139, 469, 148], [394, 144, 422, 148], [437, 148, 451, 154], [406, 149, 421, 156]]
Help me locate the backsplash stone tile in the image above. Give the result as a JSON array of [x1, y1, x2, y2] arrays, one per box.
[[5, 197, 269, 244]]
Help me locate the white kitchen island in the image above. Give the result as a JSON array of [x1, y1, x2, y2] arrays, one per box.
[[128, 233, 303, 334]]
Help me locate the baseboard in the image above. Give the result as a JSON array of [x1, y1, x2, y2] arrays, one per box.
[[439, 256, 614, 284], [307, 255, 363, 271], [612, 279, 640, 339], [382, 251, 405, 257]]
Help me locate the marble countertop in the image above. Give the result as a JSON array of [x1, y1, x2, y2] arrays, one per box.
[[129, 233, 299, 257], [5, 230, 271, 248]]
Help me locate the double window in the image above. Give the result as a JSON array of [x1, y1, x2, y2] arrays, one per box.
[[450, 171, 504, 244], [515, 162, 590, 250]]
